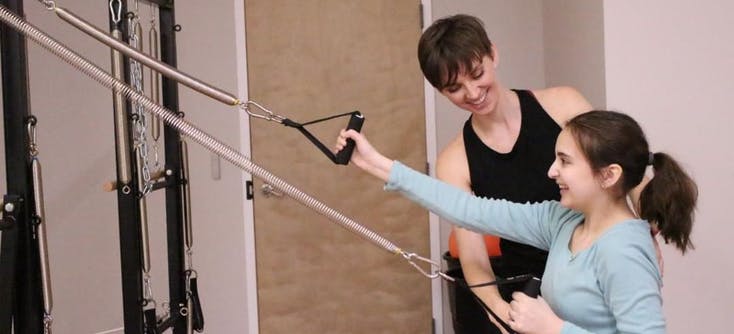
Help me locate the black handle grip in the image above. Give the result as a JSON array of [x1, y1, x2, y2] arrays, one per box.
[[522, 276, 541, 298], [335, 112, 365, 165]]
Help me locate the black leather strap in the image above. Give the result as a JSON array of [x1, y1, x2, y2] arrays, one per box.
[[190, 276, 204, 332], [281, 111, 362, 164]]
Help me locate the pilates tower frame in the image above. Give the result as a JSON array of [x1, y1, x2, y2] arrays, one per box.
[[0, 0, 192, 333]]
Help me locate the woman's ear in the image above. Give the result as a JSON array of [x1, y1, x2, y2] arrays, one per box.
[[599, 164, 623, 189]]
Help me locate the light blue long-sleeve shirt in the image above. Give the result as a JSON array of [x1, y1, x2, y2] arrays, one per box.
[[386, 161, 665, 334]]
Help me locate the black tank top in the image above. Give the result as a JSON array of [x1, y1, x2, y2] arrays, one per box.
[[463, 89, 561, 280]]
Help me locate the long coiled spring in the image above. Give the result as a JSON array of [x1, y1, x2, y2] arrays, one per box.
[[0, 4, 407, 257]]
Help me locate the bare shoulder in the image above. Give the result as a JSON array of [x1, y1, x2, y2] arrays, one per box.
[[532, 86, 592, 125], [436, 135, 472, 191]]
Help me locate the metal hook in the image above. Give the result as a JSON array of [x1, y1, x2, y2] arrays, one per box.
[[240, 101, 286, 123], [109, 0, 122, 24], [27, 117, 39, 156], [401, 251, 455, 282]]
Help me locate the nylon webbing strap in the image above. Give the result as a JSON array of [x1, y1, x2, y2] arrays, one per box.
[[281, 111, 363, 164], [452, 274, 540, 334]]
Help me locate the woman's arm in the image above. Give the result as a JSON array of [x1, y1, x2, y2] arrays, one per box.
[[437, 137, 510, 325]]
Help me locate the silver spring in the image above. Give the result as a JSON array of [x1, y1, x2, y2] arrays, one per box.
[[0, 4, 403, 256]]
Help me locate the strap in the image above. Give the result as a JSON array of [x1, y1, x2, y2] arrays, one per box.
[[451, 274, 540, 334], [190, 277, 204, 332], [281, 111, 363, 164], [143, 308, 158, 334]]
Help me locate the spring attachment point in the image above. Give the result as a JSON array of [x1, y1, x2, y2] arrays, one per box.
[[27, 117, 39, 157], [401, 251, 454, 281], [108, 0, 122, 24], [43, 313, 53, 334], [240, 101, 286, 123]]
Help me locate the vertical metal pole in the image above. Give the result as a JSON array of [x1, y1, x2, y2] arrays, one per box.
[[109, 1, 145, 333], [159, 1, 188, 333], [0, 0, 44, 332]]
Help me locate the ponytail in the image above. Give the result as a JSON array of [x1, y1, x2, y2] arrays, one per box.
[[639, 152, 698, 253]]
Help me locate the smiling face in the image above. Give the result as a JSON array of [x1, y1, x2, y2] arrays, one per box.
[[438, 55, 500, 115], [547, 129, 604, 211]]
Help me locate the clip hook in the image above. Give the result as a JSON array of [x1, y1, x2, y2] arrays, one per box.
[[401, 251, 455, 282], [109, 0, 122, 24], [240, 101, 286, 123], [27, 117, 38, 156]]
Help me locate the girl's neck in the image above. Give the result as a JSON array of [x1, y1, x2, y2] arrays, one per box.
[[581, 197, 637, 235]]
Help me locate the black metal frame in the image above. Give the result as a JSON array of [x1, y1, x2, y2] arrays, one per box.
[[108, 2, 147, 334], [0, 0, 188, 332], [158, 2, 188, 333], [110, 0, 188, 333], [0, 0, 45, 332]]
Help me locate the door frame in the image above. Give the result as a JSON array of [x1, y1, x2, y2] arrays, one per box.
[[233, 1, 441, 333], [233, 0, 259, 333]]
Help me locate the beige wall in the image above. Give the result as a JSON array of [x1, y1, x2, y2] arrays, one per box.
[[603, 1, 733, 331]]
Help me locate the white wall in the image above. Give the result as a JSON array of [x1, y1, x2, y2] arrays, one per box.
[[543, 0, 606, 108], [0, 1, 249, 332], [603, 1, 733, 331]]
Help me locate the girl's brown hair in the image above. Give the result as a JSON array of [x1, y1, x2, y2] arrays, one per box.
[[565, 111, 698, 253]]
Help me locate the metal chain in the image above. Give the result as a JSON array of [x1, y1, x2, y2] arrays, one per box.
[[129, 8, 153, 196]]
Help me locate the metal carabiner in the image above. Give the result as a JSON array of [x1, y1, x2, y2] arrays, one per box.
[[27, 117, 39, 157], [240, 100, 286, 123], [401, 251, 455, 282], [109, 0, 122, 24]]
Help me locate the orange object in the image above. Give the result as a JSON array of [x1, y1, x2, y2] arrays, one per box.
[[448, 229, 502, 258]]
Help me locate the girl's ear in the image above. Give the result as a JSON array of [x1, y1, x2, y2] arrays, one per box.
[[599, 164, 623, 189]]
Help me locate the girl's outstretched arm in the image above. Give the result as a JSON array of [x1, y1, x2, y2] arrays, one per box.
[[334, 129, 394, 181]]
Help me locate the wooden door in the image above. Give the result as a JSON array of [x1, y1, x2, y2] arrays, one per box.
[[245, 1, 430, 333]]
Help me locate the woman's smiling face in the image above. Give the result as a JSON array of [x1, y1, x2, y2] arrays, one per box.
[[439, 55, 500, 115]]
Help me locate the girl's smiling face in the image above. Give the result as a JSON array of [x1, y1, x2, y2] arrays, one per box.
[[547, 129, 603, 211]]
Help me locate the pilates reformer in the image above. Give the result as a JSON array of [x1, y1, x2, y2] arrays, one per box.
[[0, 1, 539, 333]]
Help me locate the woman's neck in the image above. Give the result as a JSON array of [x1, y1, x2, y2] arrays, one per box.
[[470, 88, 521, 147]]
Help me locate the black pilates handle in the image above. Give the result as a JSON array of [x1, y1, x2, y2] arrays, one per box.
[[522, 276, 541, 298], [334, 112, 365, 165]]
